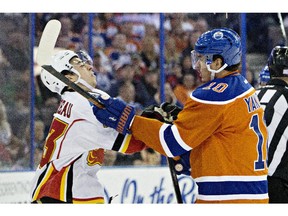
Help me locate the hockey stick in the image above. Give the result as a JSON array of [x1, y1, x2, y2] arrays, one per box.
[[167, 157, 183, 203], [278, 13, 288, 46], [41, 65, 104, 108], [36, 19, 62, 66]]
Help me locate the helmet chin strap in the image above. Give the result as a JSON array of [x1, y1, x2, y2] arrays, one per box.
[[77, 78, 94, 91], [71, 68, 110, 99], [72, 69, 95, 91], [76, 77, 111, 100], [206, 63, 228, 80]]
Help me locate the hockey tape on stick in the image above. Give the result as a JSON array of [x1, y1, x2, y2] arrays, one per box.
[[41, 65, 105, 109], [36, 19, 62, 66], [167, 157, 183, 203]]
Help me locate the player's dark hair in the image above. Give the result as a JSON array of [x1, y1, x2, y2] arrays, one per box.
[[213, 54, 240, 72]]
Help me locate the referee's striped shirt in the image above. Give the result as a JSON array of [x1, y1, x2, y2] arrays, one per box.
[[256, 78, 288, 181]]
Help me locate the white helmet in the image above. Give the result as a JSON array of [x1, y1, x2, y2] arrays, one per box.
[[40, 50, 78, 95]]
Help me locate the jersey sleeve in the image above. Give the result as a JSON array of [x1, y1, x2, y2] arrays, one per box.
[[131, 98, 225, 157]]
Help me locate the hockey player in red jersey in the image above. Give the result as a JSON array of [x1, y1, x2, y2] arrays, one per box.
[[92, 28, 269, 203], [30, 50, 145, 203]]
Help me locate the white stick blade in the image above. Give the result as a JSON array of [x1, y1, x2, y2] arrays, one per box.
[[36, 19, 61, 66]]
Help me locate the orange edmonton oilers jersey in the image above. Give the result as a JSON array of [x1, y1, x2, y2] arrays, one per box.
[[131, 72, 269, 203]]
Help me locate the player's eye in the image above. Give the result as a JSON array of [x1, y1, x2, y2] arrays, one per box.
[[73, 60, 85, 67]]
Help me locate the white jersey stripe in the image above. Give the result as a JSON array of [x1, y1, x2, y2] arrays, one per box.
[[260, 89, 277, 103], [195, 175, 268, 182], [159, 124, 173, 157], [269, 126, 288, 176], [197, 193, 269, 201], [171, 125, 192, 151], [190, 87, 254, 105]]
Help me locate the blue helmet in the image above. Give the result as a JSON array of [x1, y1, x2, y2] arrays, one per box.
[[259, 65, 270, 84], [194, 28, 242, 68]]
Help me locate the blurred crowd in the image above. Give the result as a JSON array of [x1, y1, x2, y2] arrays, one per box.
[[0, 13, 287, 170]]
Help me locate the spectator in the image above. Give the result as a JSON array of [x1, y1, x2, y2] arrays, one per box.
[[244, 65, 258, 87], [104, 33, 132, 70], [154, 82, 182, 107], [39, 97, 60, 137], [117, 81, 143, 115], [93, 52, 114, 92], [142, 69, 159, 99], [167, 14, 191, 53], [113, 151, 142, 166], [131, 53, 147, 81], [4, 135, 22, 169], [135, 148, 161, 166], [118, 21, 141, 53], [102, 150, 117, 166], [109, 63, 153, 107], [166, 63, 183, 89], [56, 16, 73, 48], [12, 119, 45, 170], [0, 99, 12, 146], [61, 14, 86, 52], [173, 72, 198, 107], [0, 99, 12, 168], [140, 35, 159, 71], [181, 29, 202, 60], [165, 36, 181, 71], [180, 55, 201, 86]]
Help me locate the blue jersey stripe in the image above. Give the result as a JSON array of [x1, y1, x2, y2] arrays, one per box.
[[163, 125, 187, 156], [197, 180, 268, 195]]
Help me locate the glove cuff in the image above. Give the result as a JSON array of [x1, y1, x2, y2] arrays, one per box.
[[116, 105, 135, 134]]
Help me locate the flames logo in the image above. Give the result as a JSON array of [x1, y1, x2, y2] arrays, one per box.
[[86, 149, 105, 166]]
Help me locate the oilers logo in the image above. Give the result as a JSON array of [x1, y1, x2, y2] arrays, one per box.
[[213, 31, 224, 40]]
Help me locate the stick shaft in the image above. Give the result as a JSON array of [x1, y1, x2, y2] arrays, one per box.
[[278, 13, 287, 46], [167, 157, 183, 203]]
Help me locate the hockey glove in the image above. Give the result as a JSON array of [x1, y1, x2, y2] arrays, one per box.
[[141, 105, 166, 122], [171, 150, 191, 176], [141, 103, 182, 124], [92, 97, 135, 135], [160, 102, 182, 122]]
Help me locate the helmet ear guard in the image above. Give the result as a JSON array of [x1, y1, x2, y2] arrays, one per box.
[[40, 50, 79, 95], [40, 68, 67, 94]]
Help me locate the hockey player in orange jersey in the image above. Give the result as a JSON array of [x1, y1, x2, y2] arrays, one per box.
[[92, 28, 269, 203]]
